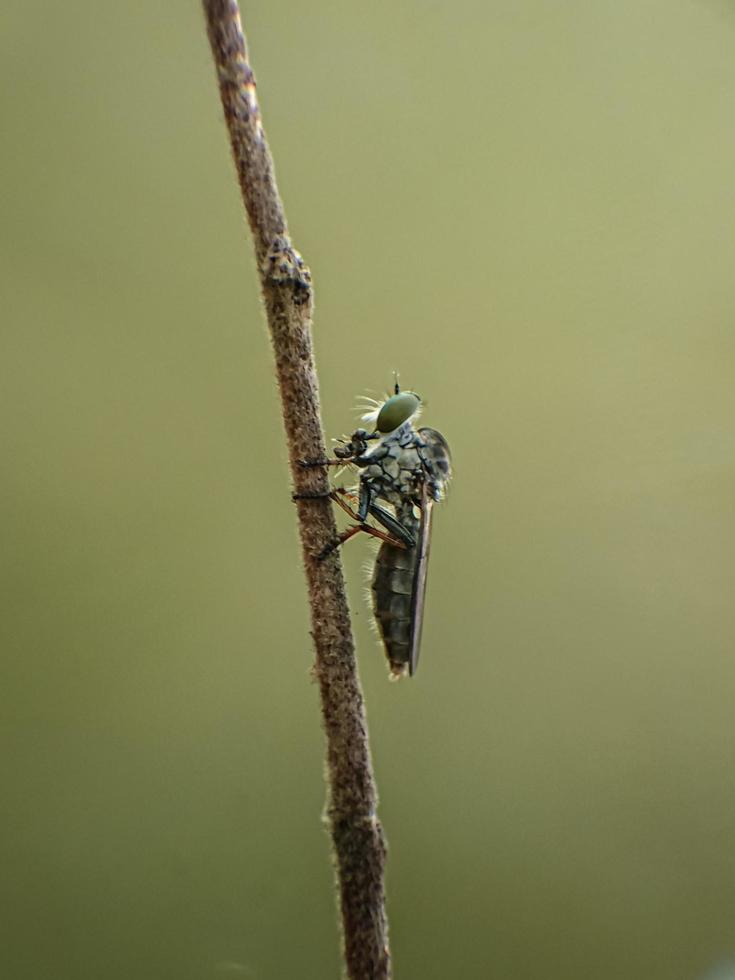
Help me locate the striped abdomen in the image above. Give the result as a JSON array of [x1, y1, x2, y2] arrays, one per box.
[[371, 539, 419, 677]]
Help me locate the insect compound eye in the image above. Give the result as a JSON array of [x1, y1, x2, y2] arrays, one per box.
[[376, 391, 421, 433]]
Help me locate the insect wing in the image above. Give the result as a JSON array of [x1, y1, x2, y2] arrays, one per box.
[[407, 480, 434, 676]]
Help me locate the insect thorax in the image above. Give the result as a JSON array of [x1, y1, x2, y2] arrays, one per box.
[[360, 424, 427, 510]]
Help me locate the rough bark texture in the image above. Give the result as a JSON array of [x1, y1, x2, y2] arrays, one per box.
[[202, 3, 391, 977]]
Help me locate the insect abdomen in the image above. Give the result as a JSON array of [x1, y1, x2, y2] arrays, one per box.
[[371, 542, 418, 677]]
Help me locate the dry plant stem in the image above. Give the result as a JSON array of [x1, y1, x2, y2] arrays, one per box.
[[202, 3, 390, 978]]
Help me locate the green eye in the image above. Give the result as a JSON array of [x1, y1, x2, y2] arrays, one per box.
[[376, 391, 421, 433]]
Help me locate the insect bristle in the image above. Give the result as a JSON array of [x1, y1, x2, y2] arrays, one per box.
[[360, 548, 378, 578], [355, 389, 393, 425], [354, 395, 383, 421]]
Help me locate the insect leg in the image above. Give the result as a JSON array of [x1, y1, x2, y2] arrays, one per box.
[[298, 429, 380, 469], [357, 480, 373, 522], [292, 488, 331, 500], [328, 487, 360, 516], [318, 522, 407, 560], [323, 485, 414, 547], [368, 502, 416, 547], [295, 484, 406, 559], [297, 456, 347, 469], [292, 487, 359, 508]]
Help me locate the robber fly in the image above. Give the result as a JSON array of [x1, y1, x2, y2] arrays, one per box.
[[297, 383, 451, 678]]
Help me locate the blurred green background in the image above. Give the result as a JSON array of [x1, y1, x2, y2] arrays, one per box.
[[2, 2, 735, 978]]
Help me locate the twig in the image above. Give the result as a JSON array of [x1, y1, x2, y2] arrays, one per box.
[[201, 3, 391, 978]]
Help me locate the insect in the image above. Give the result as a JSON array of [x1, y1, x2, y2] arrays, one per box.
[[297, 383, 452, 677]]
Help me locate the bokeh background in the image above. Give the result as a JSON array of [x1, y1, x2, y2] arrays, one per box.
[[3, 2, 735, 978]]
